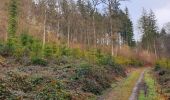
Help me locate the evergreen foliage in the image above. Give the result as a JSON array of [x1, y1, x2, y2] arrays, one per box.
[[139, 9, 159, 52]]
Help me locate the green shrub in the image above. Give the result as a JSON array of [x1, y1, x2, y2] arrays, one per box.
[[60, 46, 71, 56], [29, 75, 45, 86], [75, 62, 112, 95], [76, 62, 92, 77], [43, 45, 53, 58], [129, 59, 143, 67], [31, 57, 48, 66], [20, 33, 34, 47], [36, 80, 71, 100], [91, 49, 114, 65], [97, 54, 113, 65], [155, 63, 161, 71], [113, 64, 126, 76], [82, 79, 104, 95], [6, 71, 33, 93], [0, 43, 6, 56], [71, 48, 84, 58], [155, 59, 170, 70], [0, 42, 16, 56], [114, 56, 131, 66]]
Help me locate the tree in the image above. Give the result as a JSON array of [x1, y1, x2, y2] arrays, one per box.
[[8, 0, 18, 39], [164, 22, 170, 34], [156, 28, 167, 58], [90, 0, 101, 48], [138, 9, 159, 58], [61, 0, 71, 47], [101, 0, 127, 56], [121, 7, 135, 47], [7, 0, 19, 51]]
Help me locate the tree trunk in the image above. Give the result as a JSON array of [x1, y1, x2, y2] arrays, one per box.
[[57, 21, 60, 36], [93, 15, 96, 48], [67, 20, 70, 47], [42, 8, 47, 50], [110, 16, 114, 56], [154, 40, 158, 59]]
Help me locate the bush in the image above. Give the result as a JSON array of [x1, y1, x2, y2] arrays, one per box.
[[97, 54, 113, 65], [71, 48, 84, 58], [36, 80, 71, 100], [76, 62, 92, 77], [0, 43, 5, 56], [60, 46, 71, 56], [82, 79, 104, 95], [0, 43, 15, 56], [129, 59, 143, 67], [113, 64, 126, 77], [6, 71, 33, 93], [155, 63, 161, 71], [114, 56, 131, 66], [155, 59, 170, 70], [31, 57, 48, 66], [29, 76, 45, 86], [20, 33, 34, 47], [75, 62, 112, 95], [43, 45, 53, 58], [81, 68, 111, 95]]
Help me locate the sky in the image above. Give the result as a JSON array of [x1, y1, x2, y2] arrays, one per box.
[[120, 0, 170, 41]]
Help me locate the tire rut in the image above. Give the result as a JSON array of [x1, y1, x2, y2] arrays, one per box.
[[129, 70, 146, 100]]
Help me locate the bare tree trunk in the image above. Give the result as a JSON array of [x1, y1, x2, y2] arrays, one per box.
[[110, 16, 114, 56], [57, 21, 60, 40], [67, 20, 70, 47], [42, 8, 47, 50], [5, 32, 8, 42], [154, 40, 158, 59], [93, 15, 96, 48]]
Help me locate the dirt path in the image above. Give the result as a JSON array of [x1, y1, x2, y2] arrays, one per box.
[[129, 70, 145, 100], [98, 68, 146, 100]]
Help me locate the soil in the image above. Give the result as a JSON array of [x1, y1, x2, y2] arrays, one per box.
[[129, 70, 146, 100]]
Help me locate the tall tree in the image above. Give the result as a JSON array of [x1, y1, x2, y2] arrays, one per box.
[[139, 9, 159, 58], [7, 0, 19, 51], [8, 0, 18, 39], [121, 7, 135, 47], [90, 0, 101, 48], [61, 0, 71, 47], [101, 0, 127, 56]]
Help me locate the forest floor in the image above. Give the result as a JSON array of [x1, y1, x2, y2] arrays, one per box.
[[98, 68, 145, 100]]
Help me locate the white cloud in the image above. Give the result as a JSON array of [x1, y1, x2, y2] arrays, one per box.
[[155, 3, 170, 28]]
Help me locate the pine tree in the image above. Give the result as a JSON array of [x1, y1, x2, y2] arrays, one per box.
[[8, 0, 18, 39], [139, 9, 159, 54], [7, 0, 19, 53], [121, 7, 135, 47]]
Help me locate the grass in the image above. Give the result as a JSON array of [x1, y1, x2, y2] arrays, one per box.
[[139, 70, 162, 100], [101, 68, 145, 100]]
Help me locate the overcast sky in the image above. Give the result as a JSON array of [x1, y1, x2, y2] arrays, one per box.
[[120, 0, 170, 41]]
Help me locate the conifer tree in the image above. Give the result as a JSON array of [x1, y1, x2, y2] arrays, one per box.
[[8, 0, 18, 39], [139, 9, 158, 56], [7, 0, 18, 52], [122, 7, 135, 47]]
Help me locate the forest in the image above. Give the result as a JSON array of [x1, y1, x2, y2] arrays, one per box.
[[0, 0, 170, 100]]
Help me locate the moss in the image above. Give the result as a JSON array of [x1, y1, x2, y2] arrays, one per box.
[[139, 71, 160, 100]]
